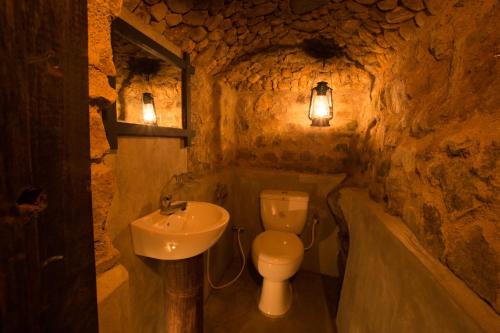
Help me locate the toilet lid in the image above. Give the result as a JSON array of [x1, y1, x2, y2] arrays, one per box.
[[252, 230, 304, 265]]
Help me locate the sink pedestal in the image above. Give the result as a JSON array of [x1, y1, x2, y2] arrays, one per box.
[[164, 254, 203, 333]]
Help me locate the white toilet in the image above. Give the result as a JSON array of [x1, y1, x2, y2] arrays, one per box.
[[251, 190, 309, 317]]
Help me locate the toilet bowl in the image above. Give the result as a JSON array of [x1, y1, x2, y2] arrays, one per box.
[[251, 190, 309, 317], [252, 230, 304, 317]]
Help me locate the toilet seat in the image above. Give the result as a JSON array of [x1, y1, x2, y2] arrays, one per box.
[[252, 230, 303, 265]]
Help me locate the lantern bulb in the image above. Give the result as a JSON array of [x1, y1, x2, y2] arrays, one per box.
[[143, 103, 156, 124], [313, 95, 330, 118], [142, 92, 157, 125]]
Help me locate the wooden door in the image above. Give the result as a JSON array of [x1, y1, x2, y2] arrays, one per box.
[[0, 1, 97, 332]]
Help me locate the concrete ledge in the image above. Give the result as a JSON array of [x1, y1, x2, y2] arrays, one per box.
[[97, 264, 131, 333], [336, 188, 499, 333]]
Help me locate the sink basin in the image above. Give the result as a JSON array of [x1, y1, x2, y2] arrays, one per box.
[[130, 201, 229, 260]]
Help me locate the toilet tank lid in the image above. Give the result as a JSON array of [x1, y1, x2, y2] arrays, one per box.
[[260, 190, 309, 202]]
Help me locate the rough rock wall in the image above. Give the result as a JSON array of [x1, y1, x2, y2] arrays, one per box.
[[359, 0, 500, 313], [221, 50, 372, 173], [104, 0, 499, 315], [88, 0, 122, 273], [188, 72, 238, 174], [124, 0, 435, 74]]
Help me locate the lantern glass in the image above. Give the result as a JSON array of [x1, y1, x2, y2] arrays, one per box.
[[309, 81, 334, 127], [142, 92, 157, 125]]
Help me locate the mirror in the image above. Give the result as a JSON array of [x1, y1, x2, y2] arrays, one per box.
[[102, 8, 195, 149], [113, 33, 183, 128]]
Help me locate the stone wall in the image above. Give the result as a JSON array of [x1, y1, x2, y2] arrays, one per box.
[[358, 0, 500, 313], [221, 51, 372, 173], [336, 188, 500, 333], [88, 0, 121, 274], [188, 72, 238, 174], [124, 0, 435, 74], [93, 0, 499, 320], [126, 0, 499, 314]]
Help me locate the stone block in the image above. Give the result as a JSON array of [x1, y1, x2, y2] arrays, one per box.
[[354, 0, 377, 4], [89, 106, 110, 160], [208, 30, 223, 41], [165, 13, 183, 26], [188, 26, 207, 42], [291, 19, 328, 32], [423, 0, 444, 15], [414, 11, 428, 27], [151, 19, 167, 34], [123, 0, 141, 11], [385, 6, 415, 23], [89, 67, 117, 103], [166, 0, 193, 14], [183, 10, 209, 26], [205, 14, 223, 31], [289, 0, 329, 15], [346, 1, 369, 14], [399, 19, 417, 41], [246, 3, 278, 17], [401, 0, 425, 11], [208, 0, 224, 15], [150, 2, 168, 21]]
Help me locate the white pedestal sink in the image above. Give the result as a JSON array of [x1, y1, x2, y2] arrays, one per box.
[[130, 201, 229, 260]]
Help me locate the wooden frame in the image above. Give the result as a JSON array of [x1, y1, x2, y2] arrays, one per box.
[[103, 9, 195, 148]]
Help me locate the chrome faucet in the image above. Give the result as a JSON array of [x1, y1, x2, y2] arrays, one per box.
[[159, 194, 187, 215], [159, 172, 195, 215]]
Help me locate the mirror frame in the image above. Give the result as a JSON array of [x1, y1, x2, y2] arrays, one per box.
[[103, 8, 195, 148]]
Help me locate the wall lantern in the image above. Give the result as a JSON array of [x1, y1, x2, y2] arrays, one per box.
[[142, 92, 157, 125], [309, 81, 334, 127]]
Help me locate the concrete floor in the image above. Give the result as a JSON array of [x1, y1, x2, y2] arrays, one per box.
[[204, 264, 340, 333]]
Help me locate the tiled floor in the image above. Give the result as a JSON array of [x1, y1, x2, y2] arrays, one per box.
[[204, 264, 340, 333]]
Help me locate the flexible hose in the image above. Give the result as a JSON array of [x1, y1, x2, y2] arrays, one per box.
[[207, 227, 246, 289], [304, 216, 319, 251]]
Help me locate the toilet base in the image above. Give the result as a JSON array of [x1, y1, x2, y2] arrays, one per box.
[[258, 279, 292, 317]]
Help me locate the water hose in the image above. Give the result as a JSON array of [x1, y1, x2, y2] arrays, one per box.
[[207, 226, 246, 289], [304, 216, 319, 251]]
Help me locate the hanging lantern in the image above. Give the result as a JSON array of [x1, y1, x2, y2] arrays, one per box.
[[308, 81, 334, 127], [142, 92, 157, 125]]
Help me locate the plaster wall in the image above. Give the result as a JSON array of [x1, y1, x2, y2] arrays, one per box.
[[105, 137, 187, 333], [336, 188, 500, 333], [172, 169, 236, 299], [101, 138, 235, 332]]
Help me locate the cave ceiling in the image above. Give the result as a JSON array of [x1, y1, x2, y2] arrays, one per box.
[[125, 0, 438, 87]]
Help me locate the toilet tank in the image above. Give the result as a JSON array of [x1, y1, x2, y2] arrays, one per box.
[[260, 190, 309, 234]]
